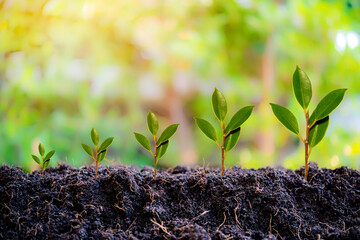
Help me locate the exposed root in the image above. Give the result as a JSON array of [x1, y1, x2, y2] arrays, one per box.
[[216, 212, 227, 231], [150, 218, 170, 235]]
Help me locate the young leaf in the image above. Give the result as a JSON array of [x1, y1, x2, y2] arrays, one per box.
[[44, 150, 55, 161], [98, 150, 107, 163], [194, 118, 217, 142], [134, 132, 151, 152], [270, 103, 299, 135], [309, 116, 329, 148], [98, 137, 114, 152], [293, 66, 312, 109], [212, 88, 227, 121], [32, 155, 41, 165], [225, 106, 254, 133], [157, 124, 179, 145], [38, 144, 45, 156], [147, 111, 159, 136], [82, 144, 94, 157], [224, 127, 241, 152], [44, 159, 50, 168], [91, 128, 99, 146], [310, 89, 347, 124], [156, 141, 169, 159]]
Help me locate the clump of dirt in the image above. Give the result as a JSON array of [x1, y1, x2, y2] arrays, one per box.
[[0, 163, 359, 239]]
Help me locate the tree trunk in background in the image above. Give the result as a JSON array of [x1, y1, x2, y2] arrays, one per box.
[[166, 82, 198, 166], [255, 35, 275, 159]]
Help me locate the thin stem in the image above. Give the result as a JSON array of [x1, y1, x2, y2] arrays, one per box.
[[95, 161, 99, 177], [154, 136, 158, 178], [95, 146, 99, 177], [304, 110, 310, 181], [221, 121, 225, 176], [41, 156, 44, 177]]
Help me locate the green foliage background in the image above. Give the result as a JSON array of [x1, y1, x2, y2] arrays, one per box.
[[0, 0, 359, 172]]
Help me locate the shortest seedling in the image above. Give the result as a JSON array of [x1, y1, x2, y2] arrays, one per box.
[[82, 128, 114, 177], [32, 143, 55, 177], [134, 110, 179, 178]]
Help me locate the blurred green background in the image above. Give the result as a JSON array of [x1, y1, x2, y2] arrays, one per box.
[[0, 0, 359, 172]]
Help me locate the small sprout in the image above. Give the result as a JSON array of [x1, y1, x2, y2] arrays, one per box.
[[271, 66, 346, 181], [134, 110, 179, 178], [195, 88, 254, 176], [82, 128, 114, 177], [32, 143, 55, 177]]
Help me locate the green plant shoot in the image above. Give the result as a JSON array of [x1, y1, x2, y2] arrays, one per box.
[[270, 66, 346, 181], [82, 128, 114, 177], [32, 143, 55, 177], [195, 88, 254, 176], [134, 110, 179, 178]]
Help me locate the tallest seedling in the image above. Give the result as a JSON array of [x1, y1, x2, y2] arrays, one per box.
[[271, 66, 346, 181], [195, 88, 254, 176]]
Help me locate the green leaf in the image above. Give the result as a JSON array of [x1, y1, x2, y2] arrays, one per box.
[[98, 137, 114, 152], [310, 89, 347, 124], [212, 88, 227, 121], [156, 141, 169, 159], [32, 155, 41, 165], [44, 159, 50, 168], [44, 150, 55, 161], [293, 66, 312, 109], [270, 103, 299, 135], [98, 150, 107, 163], [91, 128, 99, 146], [224, 127, 241, 152], [147, 110, 159, 136], [309, 116, 329, 148], [38, 143, 45, 156], [194, 118, 217, 142], [82, 144, 94, 157], [225, 106, 254, 133], [157, 124, 179, 145], [134, 132, 151, 152]]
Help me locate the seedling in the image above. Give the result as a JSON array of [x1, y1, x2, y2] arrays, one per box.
[[32, 143, 55, 177], [195, 88, 254, 176], [82, 128, 114, 177], [270, 66, 346, 181], [134, 110, 179, 178]]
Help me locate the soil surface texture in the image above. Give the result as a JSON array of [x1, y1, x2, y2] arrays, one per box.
[[0, 163, 359, 240]]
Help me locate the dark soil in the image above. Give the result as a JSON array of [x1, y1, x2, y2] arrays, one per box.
[[0, 163, 359, 240]]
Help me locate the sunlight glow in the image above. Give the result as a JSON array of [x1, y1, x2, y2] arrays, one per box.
[[335, 30, 359, 52]]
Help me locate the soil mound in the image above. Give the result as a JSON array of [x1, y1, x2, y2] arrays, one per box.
[[0, 163, 359, 239]]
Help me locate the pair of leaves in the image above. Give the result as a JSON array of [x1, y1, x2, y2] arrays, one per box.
[[270, 103, 330, 148], [135, 132, 169, 159], [32, 143, 55, 168], [271, 66, 346, 148], [195, 117, 242, 152], [82, 128, 114, 163], [195, 88, 254, 153], [134, 117, 178, 159]]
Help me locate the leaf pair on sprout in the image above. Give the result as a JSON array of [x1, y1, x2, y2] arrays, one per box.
[[32, 143, 55, 177], [82, 128, 114, 177], [195, 88, 254, 176], [270, 66, 346, 180], [134, 111, 179, 178]]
